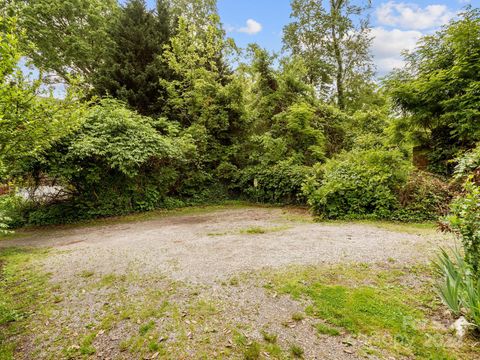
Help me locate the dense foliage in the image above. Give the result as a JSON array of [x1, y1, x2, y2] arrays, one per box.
[[92, 0, 173, 116], [387, 7, 480, 175], [0, 0, 478, 228], [304, 149, 411, 219]]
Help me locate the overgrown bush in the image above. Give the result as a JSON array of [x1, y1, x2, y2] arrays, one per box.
[[238, 160, 312, 204], [454, 143, 480, 182], [444, 180, 480, 275], [0, 193, 31, 228], [394, 171, 453, 221], [13, 100, 195, 225], [304, 149, 411, 219]]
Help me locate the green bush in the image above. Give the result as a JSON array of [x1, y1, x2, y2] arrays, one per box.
[[435, 180, 480, 331], [454, 143, 480, 182], [239, 160, 313, 204], [444, 180, 480, 275], [304, 149, 411, 219], [0, 194, 31, 228], [14, 99, 195, 225]]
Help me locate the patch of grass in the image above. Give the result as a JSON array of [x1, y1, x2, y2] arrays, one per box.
[[139, 320, 155, 336], [315, 322, 340, 336], [264, 264, 461, 359], [264, 343, 283, 358], [79, 270, 95, 278], [291, 312, 305, 322], [261, 330, 278, 343], [207, 232, 227, 237], [322, 219, 437, 235], [289, 344, 304, 358], [0, 248, 53, 358], [241, 226, 266, 234], [243, 341, 261, 360], [240, 225, 291, 235], [80, 332, 96, 355], [229, 277, 240, 286], [97, 273, 125, 288]]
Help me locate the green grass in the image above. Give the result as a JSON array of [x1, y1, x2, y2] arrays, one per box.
[[0, 248, 53, 359], [315, 322, 340, 336], [264, 264, 461, 359], [261, 330, 278, 343], [80, 332, 97, 355], [239, 225, 291, 235], [291, 312, 305, 322], [79, 270, 95, 278], [243, 341, 261, 360], [139, 320, 156, 336], [289, 344, 304, 358], [233, 330, 287, 359], [322, 219, 438, 235]]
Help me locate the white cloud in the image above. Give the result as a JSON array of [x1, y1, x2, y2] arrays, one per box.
[[376, 1, 454, 30], [370, 27, 423, 73], [238, 19, 263, 35]]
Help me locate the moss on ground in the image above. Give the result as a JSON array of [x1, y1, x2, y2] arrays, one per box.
[[263, 264, 478, 359]]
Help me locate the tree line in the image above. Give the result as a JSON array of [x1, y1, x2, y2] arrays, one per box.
[[0, 0, 479, 226]]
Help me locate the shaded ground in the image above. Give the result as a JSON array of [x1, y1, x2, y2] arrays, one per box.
[[1, 206, 476, 359]]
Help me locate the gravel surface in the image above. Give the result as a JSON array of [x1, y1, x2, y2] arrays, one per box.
[[2, 207, 452, 283], [2, 206, 455, 359]]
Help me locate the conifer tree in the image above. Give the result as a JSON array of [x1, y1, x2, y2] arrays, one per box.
[[93, 0, 173, 116]]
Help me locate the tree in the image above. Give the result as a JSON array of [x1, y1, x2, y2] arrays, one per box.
[[0, 12, 85, 180], [169, 0, 218, 33], [283, 0, 373, 110], [387, 7, 480, 175], [14, 0, 118, 84], [160, 14, 246, 194], [92, 0, 173, 116]]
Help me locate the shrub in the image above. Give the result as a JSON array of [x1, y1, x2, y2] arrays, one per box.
[[394, 171, 453, 221], [0, 193, 31, 228], [436, 180, 480, 331], [0, 211, 11, 235], [444, 180, 480, 275], [14, 100, 195, 225], [454, 143, 480, 182], [304, 149, 411, 219], [239, 160, 313, 204]]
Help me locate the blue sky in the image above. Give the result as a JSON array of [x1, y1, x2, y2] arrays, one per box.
[[146, 0, 473, 75]]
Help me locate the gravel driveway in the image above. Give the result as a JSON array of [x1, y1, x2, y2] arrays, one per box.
[[2, 207, 451, 283], [2, 206, 456, 359]]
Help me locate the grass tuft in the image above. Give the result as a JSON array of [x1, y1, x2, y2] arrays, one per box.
[[291, 312, 305, 322], [290, 344, 304, 358], [261, 330, 278, 344], [315, 322, 340, 336], [243, 341, 261, 360]]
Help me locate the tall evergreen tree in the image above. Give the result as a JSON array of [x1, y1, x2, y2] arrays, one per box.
[[92, 0, 173, 116]]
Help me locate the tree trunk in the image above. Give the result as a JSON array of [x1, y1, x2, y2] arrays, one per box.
[[330, 0, 345, 110]]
